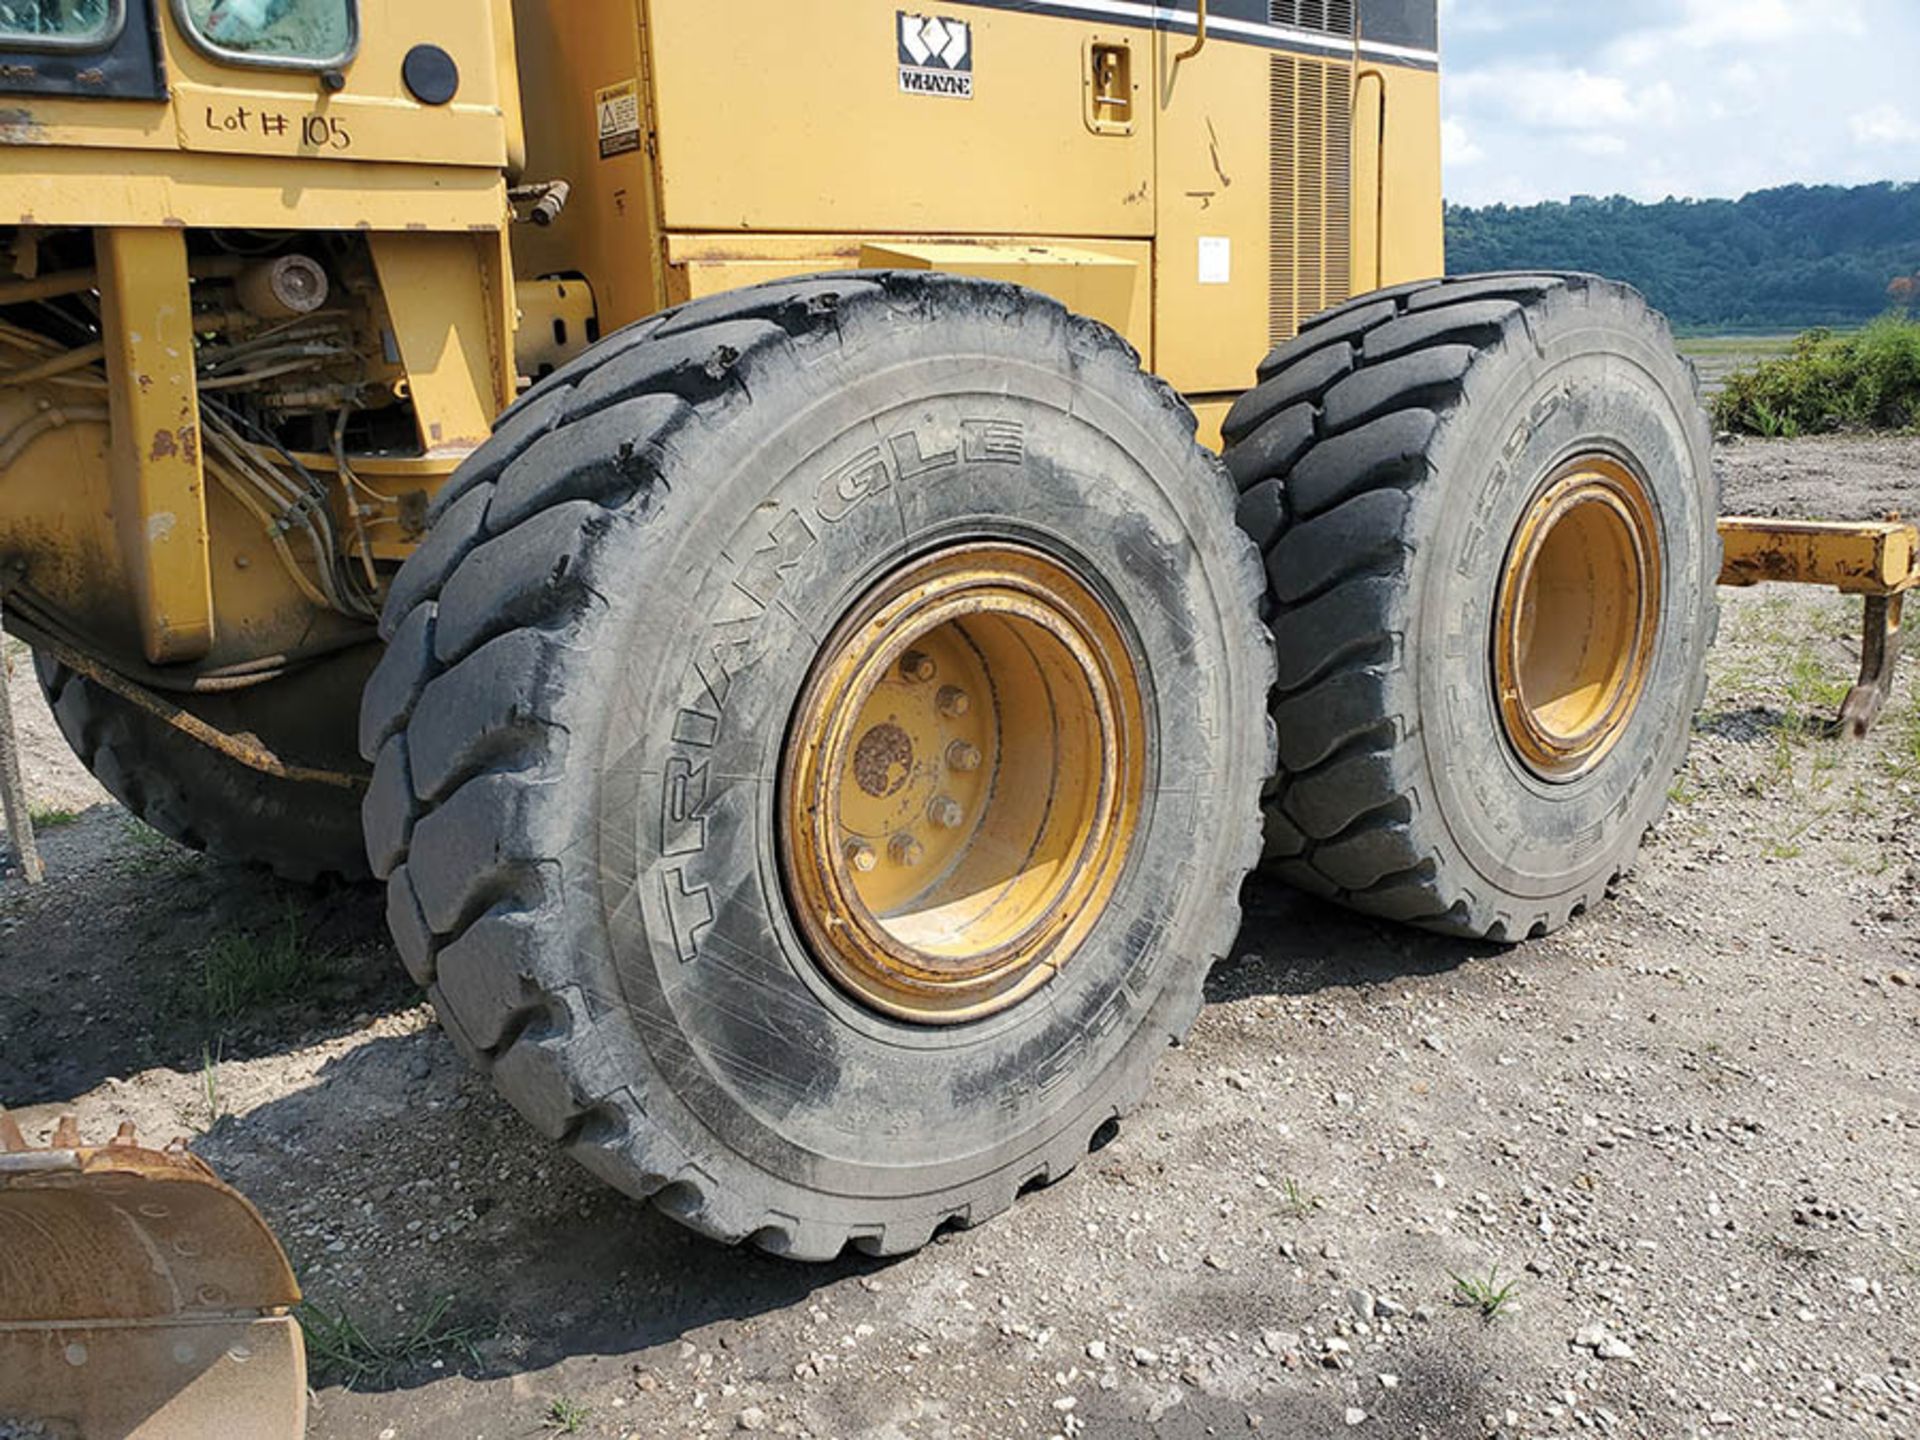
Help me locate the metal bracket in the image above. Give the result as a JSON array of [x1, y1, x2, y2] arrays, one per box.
[[1718, 515, 1919, 739], [1839, 592, 1907, 740]]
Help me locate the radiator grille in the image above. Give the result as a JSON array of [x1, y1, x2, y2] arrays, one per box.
[[1269, 1, 1356, 36], [1269, 54, 1354, 343]]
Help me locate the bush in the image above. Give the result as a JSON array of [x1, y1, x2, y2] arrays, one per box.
[[1713, 317, 1920, 436]]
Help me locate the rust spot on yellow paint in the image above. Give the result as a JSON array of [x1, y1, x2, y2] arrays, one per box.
[[150, 429, 178, 461], [178, 425, 199, 465], [0, 108, 46, 145]]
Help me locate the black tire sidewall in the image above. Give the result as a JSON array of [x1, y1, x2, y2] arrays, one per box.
[[33, 648, 373, 882], [1415, 295, 1714, 909], [561, 327, 1262, 1207]]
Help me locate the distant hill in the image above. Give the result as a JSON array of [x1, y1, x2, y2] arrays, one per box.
[[1445, 182, 1920, 333]]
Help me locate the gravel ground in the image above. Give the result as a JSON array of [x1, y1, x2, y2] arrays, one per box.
[[2, 436, 1917, 1440]]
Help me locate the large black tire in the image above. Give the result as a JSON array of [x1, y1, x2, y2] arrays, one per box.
[[1222, 273, 1717, 941], [359, 273, 1272, 1259], [32, 649, 374, 883]]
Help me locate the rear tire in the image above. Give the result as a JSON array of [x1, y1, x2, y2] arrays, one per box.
[[1223, 273, 1717, 940], [33, 650, 373, 883], [361, 273, 1272, 1258]]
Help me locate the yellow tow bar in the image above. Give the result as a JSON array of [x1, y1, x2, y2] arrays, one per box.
[[1718, 516, 1918, 737], [0, 1110, 307, 1439]]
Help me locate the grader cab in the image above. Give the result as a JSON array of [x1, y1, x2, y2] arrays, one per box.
[[2, 1, 1914, 1430]]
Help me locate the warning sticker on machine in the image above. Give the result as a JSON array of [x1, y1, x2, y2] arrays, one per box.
[[596, 80, 642, 159], [898, 13, 973, 99]]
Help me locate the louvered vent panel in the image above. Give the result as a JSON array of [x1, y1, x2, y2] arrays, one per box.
[[1269, 59, 1298, 340], [1269, 1, 1356, 36], [1269, 54, 1355, 345]]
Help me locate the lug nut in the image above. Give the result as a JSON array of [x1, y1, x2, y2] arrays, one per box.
[[928, 796, 964, 829], [900, 650, 936, 684], [843, 839, 878, 874], [947, 741, 982, 772], [936, 685, 970, 718], [889, 833, 925, 867]]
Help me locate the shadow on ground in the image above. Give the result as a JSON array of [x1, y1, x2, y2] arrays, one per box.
[[0, 805, 411, 1105], [208, 1026, 878, 1397], [1208, 875, 1497, 1005], [5, 825, 1497, 1399], [184, 875, 1496, 1398], [1693, 703, 1839, 744]]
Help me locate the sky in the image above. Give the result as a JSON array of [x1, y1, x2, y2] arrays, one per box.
[[1440, 0, 1920, 207]]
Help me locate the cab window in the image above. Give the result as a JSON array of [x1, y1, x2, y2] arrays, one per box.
[[175, 0, 355, 67], [0, 0, 124, 48]]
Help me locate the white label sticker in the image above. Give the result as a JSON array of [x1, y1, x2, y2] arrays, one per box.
[[1198, 237, 1232, 286], [596, 80, 641, 160]]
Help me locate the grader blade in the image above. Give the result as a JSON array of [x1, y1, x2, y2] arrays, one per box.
[[0, 1110, 307, 1440]]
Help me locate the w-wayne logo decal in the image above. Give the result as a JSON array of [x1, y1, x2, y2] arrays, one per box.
[[898, 13, 973, 98]]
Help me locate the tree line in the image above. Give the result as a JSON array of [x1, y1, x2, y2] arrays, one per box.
[[1446, 181, 1920, 332]]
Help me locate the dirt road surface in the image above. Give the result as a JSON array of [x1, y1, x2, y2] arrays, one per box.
[[3, 436, 1917, 1440]]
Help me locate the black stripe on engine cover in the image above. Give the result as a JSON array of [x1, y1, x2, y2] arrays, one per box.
[[932, 0, 1439, 69], [1358, 0, 1438, 52]]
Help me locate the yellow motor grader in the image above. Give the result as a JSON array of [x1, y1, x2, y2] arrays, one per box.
[[2, 0, 1915, 1431]]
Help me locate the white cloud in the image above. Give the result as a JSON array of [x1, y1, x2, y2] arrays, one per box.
[[1608, 0, 1865, 66], [1441, 0, 1915, 205], [1850, 104, 1920, 146], [1571, 135, 1629, 158], [1443, 118, 1486, 167], [1449, 66, 1652, 132]]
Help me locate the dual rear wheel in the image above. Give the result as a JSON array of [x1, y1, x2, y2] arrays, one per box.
[[30, 269, 1714, 1260]]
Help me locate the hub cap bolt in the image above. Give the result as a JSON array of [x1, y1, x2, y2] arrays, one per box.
[[946, 741, 982, 772], [844, 839, 878, 873], [900, 651, 936, 684], [928, 796, 964, 829], [936, 685, 970, 717], [889, 833, 925, 867]]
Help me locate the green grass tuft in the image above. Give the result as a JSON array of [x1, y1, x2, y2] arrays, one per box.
[[1450, 1265, 1520, 1322], [197, 1042, 225, 1132], [194, 909, 330, 1022], [1714, 316, 1920, 436], [1278, 1176, 1323, 1220], [543, 1397, 591, 1434], [28, 807, 79, 830], [297, 1295, 487, 1389]]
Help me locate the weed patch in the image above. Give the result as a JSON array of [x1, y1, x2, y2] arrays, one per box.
[[196, 1042, 225, 1132], [297, 1296, 488, 1389], [193, 910, 330, 1023], [1278, 1177, 1323, 1220], [1450, 1265, 1520, 1322], [119, 816, 191, 874], [1715, 317, 1920, 435]]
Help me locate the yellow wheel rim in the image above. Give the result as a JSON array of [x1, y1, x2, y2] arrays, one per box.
[[780, 544, 1146, 1024], [1494, 456, 1662, 780]]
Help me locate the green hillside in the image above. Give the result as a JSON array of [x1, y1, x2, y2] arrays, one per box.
[[1445, 182, 1920, 333]]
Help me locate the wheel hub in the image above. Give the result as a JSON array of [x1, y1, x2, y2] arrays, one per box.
[[1494, 456, 1662, 780], [780, 544, 1146, 1024]]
